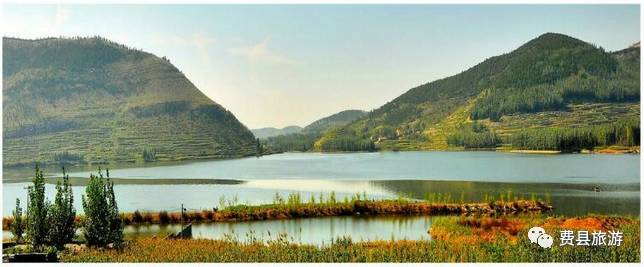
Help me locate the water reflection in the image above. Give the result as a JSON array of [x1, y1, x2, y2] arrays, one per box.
[[124, 215, 433, 246], [5, 152, 639, 184], [372, 180, 640, 216], [3, 179, 639, 218]]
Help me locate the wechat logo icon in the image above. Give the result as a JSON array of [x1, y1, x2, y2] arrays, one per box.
[[528, 226, 553, 249]]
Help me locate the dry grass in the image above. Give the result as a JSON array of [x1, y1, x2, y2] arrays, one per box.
[[59, 215, 640, 263], [3, 199, 549, 229]]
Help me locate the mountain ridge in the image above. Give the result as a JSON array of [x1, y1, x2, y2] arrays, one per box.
[[261, 109, 367, 152], [252, 126, 303, 139], [315, 33, 640, 152], [3, 36, 257, 167]]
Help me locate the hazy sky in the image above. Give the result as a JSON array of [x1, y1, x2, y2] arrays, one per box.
[[2, 5, 640, 128]]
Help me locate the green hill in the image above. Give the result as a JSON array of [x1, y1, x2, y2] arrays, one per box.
[[3, 37, 257, 167], [251, 126, 303, 139], [262, 109, 367, 152], [315, 33, 640, 152], [252, 110, 366, 140], [302, 109, 367, 134]]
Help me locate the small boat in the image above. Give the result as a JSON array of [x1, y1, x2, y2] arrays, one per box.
[[593, 186, 601, 192]]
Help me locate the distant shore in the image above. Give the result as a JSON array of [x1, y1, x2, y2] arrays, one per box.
[[505, 150, 561, 154], [4, 146, 638, 173]]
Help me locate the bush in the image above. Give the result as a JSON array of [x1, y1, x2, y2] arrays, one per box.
[[132, 210, 143, 223], [158, 211, 170, 224]]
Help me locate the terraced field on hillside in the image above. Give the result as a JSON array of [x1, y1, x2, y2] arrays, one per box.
[[3, 37, 257, 167]]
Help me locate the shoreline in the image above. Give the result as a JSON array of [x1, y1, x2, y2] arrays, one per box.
[[505, 150, 562, 154], [53, 215, 640, 263], [4, 147, 638, 171], [3, 199, 552, 229]]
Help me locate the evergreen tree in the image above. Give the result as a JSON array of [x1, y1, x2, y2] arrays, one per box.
[[447, 122, 501, 149], [10, 198, 24, 243], [510, 117, 639, 151]]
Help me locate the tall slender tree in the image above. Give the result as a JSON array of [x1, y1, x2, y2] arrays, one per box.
[[26, 165, 49, 248], [106, 169, 123, 246], [47, 167, 76, 248], [10, 198, 24, 243], [82, 168, 123, 247]]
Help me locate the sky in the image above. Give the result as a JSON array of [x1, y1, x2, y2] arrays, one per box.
[[2, 4, 640, 129]]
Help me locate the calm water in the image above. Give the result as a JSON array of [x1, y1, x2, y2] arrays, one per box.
[[50, 151, 640, 183], [3, 215, 433, 245], [3, 151, 640, 242], [124, 215, 433, 245]]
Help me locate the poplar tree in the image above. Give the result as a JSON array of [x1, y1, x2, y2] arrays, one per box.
[[82, 168, 123, 247], [26, 166, 49, 248], [11, 198, 24, 243], [47, 167, 76, 248]]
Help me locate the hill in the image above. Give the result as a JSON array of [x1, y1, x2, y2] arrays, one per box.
[[3, 37, 257, 167], [251, 126, 303, 139], [262, 109, 367, 152], [252, 109, 365, 140], [315, 33, 640, 152], [302, 109, 367, 134]]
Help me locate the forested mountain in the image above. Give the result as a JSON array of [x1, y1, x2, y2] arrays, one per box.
[[262, 109, 367, 152], [3, 37, 257, 167], [315, 33, 640, 152], [302, 109, 367, 134], [251, 126, 302, 139]]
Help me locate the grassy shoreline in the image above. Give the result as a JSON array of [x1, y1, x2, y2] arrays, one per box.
[[58, 215, 640, 263], [4, 145, 638, 172], [3, 199, 552, 229]]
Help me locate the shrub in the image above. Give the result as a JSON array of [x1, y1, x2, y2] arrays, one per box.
[[132, 210, 143, 223], [158, 211, 170, 224]]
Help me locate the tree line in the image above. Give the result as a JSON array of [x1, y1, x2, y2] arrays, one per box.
[[447, 122, 501, 149], [471, 72, 640, 121], [10, 166, 123, 251], [315, 137, 376, 152], [510, 117, 640, 151], [263, 132, 320, 152], [312, 127, 377, 152]]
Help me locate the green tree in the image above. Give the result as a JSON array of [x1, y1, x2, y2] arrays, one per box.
[[47, 167, 76, 248], [26, 165, 49, 248], [105, 170, 123, 246], [10, 198, 24, 243], [255, 138, 263, 156], [510, 117, 639, 151], [82, 168, 123, 247]]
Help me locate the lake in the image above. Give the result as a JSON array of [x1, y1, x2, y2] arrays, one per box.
[[3, 214, 434, 245], [27, 151, 641, 183], [2, 151, 640, 243], [123, 215, 434, 245]]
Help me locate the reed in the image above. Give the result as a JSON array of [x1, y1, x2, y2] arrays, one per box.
[[2, 193, 552, 228], [59, 215, 639, 263]]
